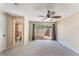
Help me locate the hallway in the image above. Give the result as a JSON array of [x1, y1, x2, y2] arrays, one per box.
[[0, 40, 79, 56]]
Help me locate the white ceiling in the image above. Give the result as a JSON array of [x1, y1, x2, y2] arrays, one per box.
[[0, 3, 79, 22]]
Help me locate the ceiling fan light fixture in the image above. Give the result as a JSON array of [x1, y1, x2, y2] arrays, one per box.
[[39, 10, 61, 20], [48, 10, 51, 13]]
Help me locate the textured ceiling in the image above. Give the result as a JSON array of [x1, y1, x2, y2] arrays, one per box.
[[0, 3, 79, 22]]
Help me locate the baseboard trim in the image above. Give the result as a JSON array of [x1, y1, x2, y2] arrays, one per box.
[[0, 45, 13, 53], [6, 45, 13, 50], [0, 49, 5, 53], [58, 40, 79, 54]]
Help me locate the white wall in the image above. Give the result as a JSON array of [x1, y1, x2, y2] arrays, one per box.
[[57, 11, 79, 53], [0, 13, 6, 52], [24, 17, 29, 45]]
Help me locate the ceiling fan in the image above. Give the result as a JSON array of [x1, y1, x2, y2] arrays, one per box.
[[39, 10, 61, 21]]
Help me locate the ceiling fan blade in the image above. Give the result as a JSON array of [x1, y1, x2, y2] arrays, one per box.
[[52, 16, 61, 19], [42, 17, 47, 20], [39, 15, 46, 17]]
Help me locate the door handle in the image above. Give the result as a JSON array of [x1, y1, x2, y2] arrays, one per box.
[[3, 35, 6, 36]]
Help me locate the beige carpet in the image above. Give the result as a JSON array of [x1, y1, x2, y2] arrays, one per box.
[[0, 40, 79, 56]]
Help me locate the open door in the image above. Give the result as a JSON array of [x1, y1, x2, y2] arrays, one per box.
[[0, 15, 6, 52]]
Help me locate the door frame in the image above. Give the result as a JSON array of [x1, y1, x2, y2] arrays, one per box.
[[13, 16, 24, 46], [29, 22, 57, 41], [32, 22, 57, 40]]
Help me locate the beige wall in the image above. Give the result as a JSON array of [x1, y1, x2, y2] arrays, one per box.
[[57, 12, 79, 53], [0, 11, 6, 16], [29, 22, 33, 41], [6, 13, 13, 48]]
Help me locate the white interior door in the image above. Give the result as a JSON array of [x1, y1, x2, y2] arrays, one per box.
[[0, 15, 6, 52]]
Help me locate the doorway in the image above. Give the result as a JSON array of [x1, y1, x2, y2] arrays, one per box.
[[5, 13, 24, 49], [34, 23, 52, 40], [29, 22, 57, 41], [13, 16, 24, 46]]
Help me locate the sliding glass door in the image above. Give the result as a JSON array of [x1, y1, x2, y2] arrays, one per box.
[[34, 23, 53, 40]]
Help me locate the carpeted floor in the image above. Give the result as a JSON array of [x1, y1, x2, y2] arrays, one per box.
[[0, 40, 79, 56]]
